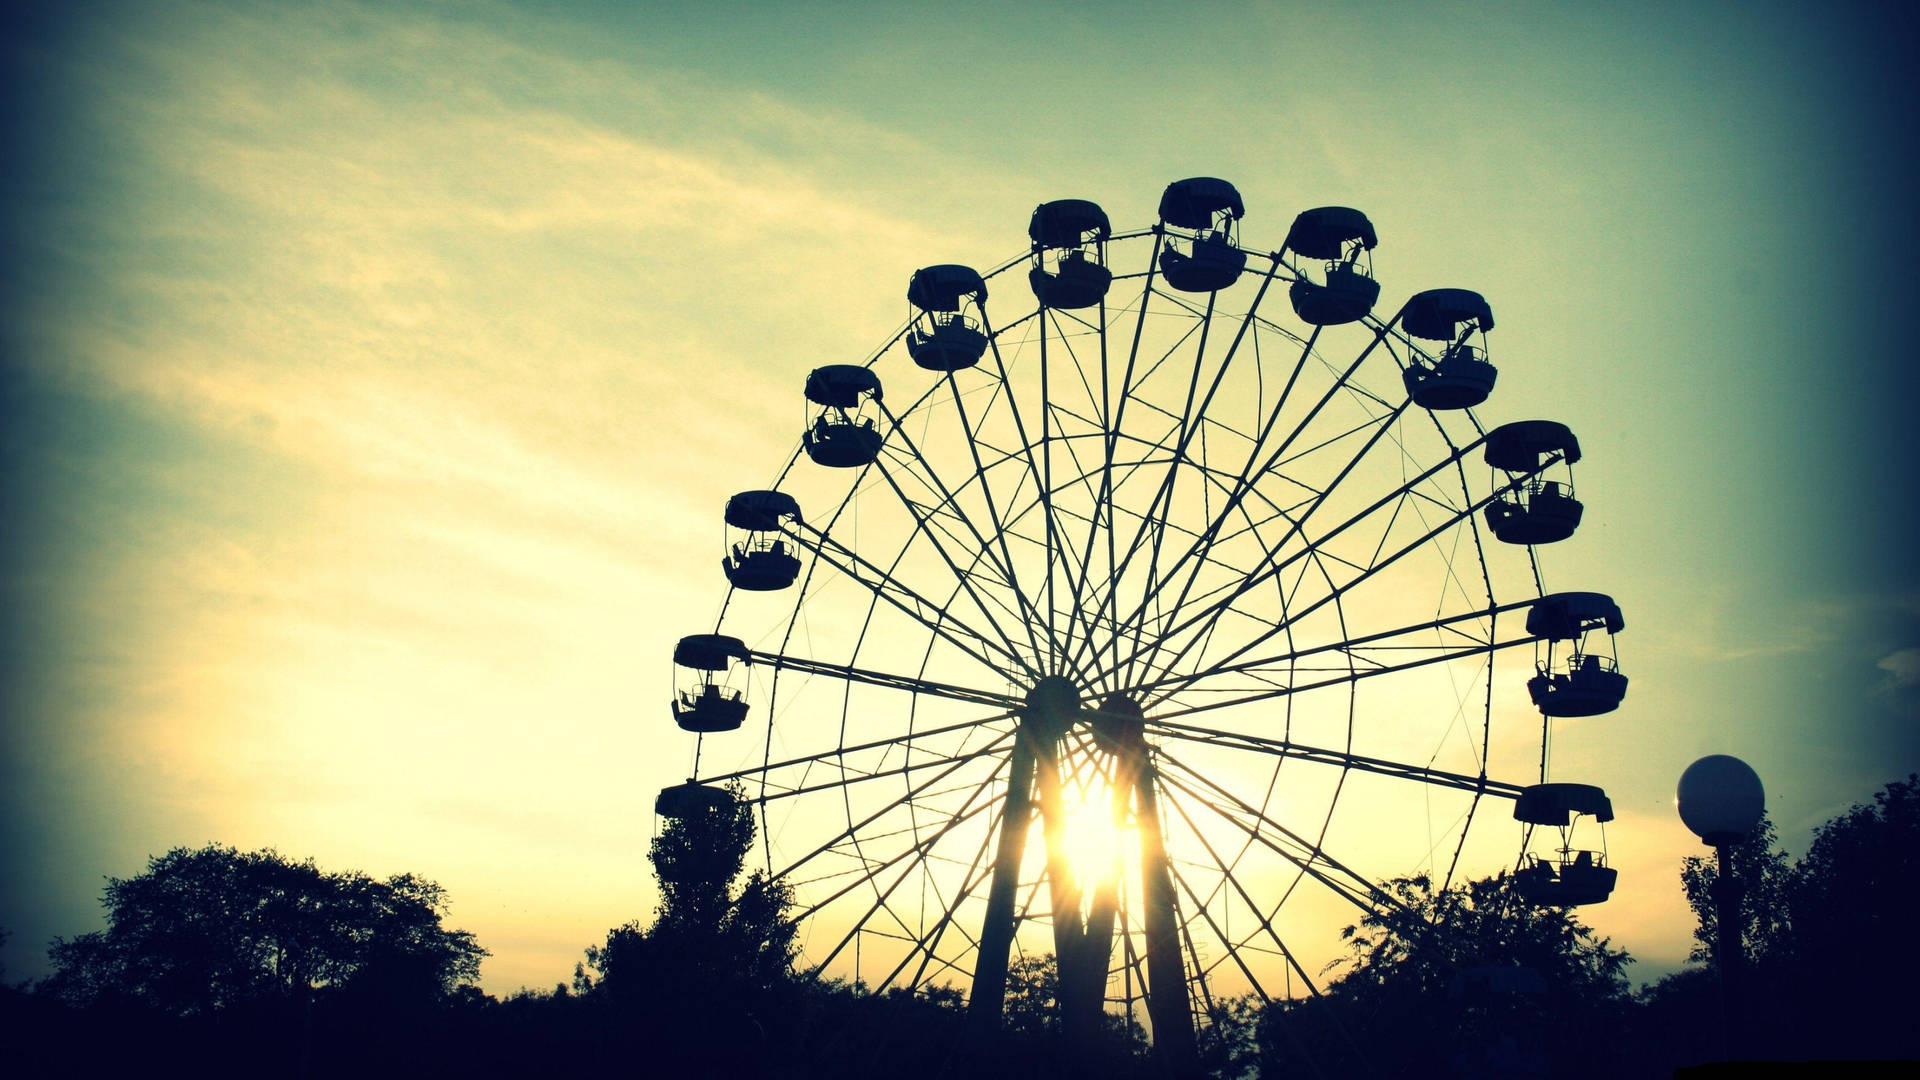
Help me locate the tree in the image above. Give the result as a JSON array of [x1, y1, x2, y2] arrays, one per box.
[[1642, 775, 1920, 1066], [579, 785, 795, 1002], [42, 845, 485, 1015], [1784, 773, 1919, 972], [566, 787, 798, 1071], [1677, 812, 1792, 966], [996, 952, 1061, 1037], [1258, 873, 1632, 1077], [1770, 774, 1920, 1059], [1333, 873, 1630, 995]]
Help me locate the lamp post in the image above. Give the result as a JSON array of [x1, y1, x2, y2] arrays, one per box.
[[1676, 754, 1765, 1060]]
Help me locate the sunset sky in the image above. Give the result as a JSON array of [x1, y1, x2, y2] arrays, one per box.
[[3, 1, 1915, 994]]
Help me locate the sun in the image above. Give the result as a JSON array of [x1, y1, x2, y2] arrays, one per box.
[[1058, 776, 1132, 899]]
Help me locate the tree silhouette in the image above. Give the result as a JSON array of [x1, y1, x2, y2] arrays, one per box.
[[567, 785, 796, 1073], [579, 785, 795, 1002], [1677, 813, 1792, 966], [1770, 774, 1919, 1059], [1785, 774, 1918, 973], [1258, 872, 1631, 1077], [42, 845, 484, 1016], [999, 953, 1061, 1037], [1640, 774, 1920, 1067]]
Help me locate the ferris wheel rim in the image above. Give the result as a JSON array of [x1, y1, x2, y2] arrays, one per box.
[[676, 203, 1601, 1058]]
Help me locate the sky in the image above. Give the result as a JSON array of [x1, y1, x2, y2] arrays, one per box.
[[3, 0, 1916, 996]]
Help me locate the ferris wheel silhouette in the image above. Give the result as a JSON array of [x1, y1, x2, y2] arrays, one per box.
[[659, 178, 1627, 1073]]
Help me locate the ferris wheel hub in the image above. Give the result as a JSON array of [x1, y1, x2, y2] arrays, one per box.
[[1021, 675, 1081, 739], [1090, 693, 1146, 753]]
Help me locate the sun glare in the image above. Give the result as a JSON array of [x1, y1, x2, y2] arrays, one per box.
[[1060, 781, 1131, 895]]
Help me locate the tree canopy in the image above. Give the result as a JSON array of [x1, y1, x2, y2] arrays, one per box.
[[577, 784, 795, 1003], [23, 776, 1916, 1074], [43, 844, 485, 1016], [1678, 813, 1792, 966], [1642, 774, 1920, 1067], [1256, 872, 1632, 1077]]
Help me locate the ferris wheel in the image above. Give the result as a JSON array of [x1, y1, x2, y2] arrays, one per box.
[[658, 179, 1628, 1071]]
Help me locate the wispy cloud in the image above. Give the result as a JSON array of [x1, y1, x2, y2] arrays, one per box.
[[11, 0, 1052, 989], [1880, 647, 1920, 688]]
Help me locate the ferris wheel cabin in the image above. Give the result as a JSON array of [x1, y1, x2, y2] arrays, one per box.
[[1513, 782, 1617, 906], [721, 490, 803, 591], [655, 780, 737, 819], [1157, 177, 1247, 293], [1283, 206, 1380, 326], [906, 265, 990, 371], [671, 633, 751, 733], [1400, 288, 1498, 410], [1526, 591, 1629, 717], [803, 365, 884, 468], [1483, 420, 1584, 545], [1028, 199, 1113, 310]]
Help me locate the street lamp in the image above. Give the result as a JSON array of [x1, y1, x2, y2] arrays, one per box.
[[1676, 754, 1765, 1059]]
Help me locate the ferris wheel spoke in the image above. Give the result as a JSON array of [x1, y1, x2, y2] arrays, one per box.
[[1092, 433, 1515, 689], [875, 401, 1053, 664], [1120, 394, 1417, 689], [1161, 852, 1260, 1014], [1145, 719, 1527, 800], [747, 649, 1019, 711], [1099, 315, 1393, 684], [1152, 751, 1405, 921], [1156, 779, 1329, 1005], [1137, 462, 1555, 696], [1067, 443, 1295, 658], [977, 311, 1075, 667], [1059, 290, 1210, 673], [763, 729, 1013, 892], [886, 815, 1003, 992], [1077, 234, 1165, 678], [1063, 306, 1124, 676], [1144, 632, 1538, 724], [1160, 792, 1375, 1080], [1107, 284, 1218, 611], [1121, 489, 1303, 693], [871, 441, 1067, 676], [805, 771, 1006, 978], [788, 753, 1008, 935], [1025, 326, 1113, 639], [789, 522, 1037, 681], [711, 715, 1013, 792], [1040, 307, 1059, 666], [1097, 270, 1281, 686], [724, 738, 1012, 807], [1035, 411, 1136, 661], [865, 454, 1050, 672], [1130, 602, 1520, 703], [1132, 265, 1286, 674], [932, 372, 1076, 668]]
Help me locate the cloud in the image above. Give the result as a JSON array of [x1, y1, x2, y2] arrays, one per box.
[[10, 1, 1060, 990], [1879, 647, 1920, 690]]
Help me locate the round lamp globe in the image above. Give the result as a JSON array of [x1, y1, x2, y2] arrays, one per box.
[[1677, 754, 1765, 846]]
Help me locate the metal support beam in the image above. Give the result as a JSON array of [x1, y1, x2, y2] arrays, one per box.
[[1137, 751, 1201, 1079], [969, 727, 1036, 1030], [1069, 743, 1133, 1042], [1032, 727, 1091, 1034]]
